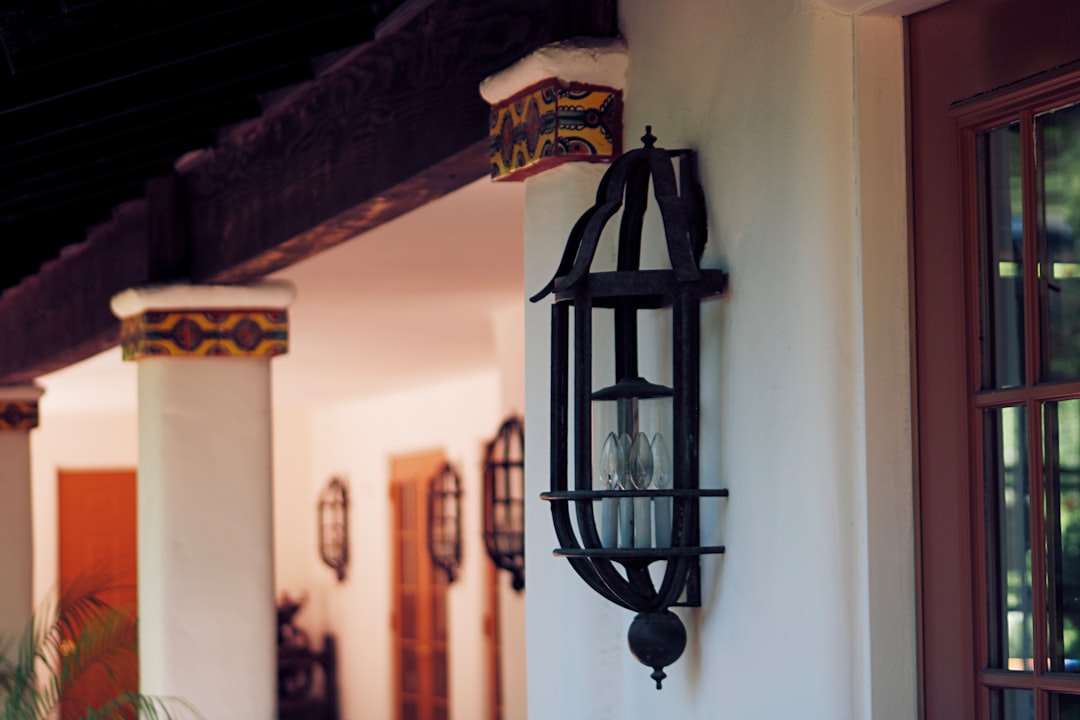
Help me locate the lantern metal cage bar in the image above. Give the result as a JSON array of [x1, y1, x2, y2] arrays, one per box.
[[482, 415, 526, 591], [427, 461, 463, 584], [317, 476, 349, 583], [532, 126, 729, 689]]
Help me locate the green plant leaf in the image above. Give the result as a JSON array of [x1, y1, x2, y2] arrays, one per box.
[[0, 569, 203, 720]]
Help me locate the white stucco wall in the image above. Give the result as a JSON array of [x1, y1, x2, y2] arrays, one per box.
[[522, 1, 914, 719], [307, 371, 503, 720], [272, 402, 323, 633], [29, 386, 315, 616], [491, 302, 528, 720], [852, 14, 916, 720], [31, 407, 139, 606], [30, 363, 512, 720]]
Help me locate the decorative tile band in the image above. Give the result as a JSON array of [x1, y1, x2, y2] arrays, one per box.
[[120, 309, 289, 360], [489, 81, 622, 181], [0, 401, 39, 430]]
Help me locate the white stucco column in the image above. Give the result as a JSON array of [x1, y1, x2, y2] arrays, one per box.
[[0, 385, 43, 648], [481, 37, 631, 720], [110, 281, 295, 720]]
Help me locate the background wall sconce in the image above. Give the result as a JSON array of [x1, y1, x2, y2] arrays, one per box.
[[531, 127, 729, 689], [318, 477, 349, 582], [428, 462, 463, 583], [483, 415, 525, 591]]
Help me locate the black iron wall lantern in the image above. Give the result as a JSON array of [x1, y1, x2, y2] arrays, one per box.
[[532, 127, 729, 689], [427, 462, 463, 583], [483, 415, 525, 591], [318, 477, 349, 583]]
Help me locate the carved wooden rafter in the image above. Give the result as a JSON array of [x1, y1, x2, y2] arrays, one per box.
[[0, 0, 617, 383]]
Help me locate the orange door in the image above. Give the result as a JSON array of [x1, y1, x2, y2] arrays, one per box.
[[391, 450, 451, 720], [57, 469, 137, 718], [485, 558, 502, 720]]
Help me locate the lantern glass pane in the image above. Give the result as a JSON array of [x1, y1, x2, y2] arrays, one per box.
[[487, 421, 524, 558], [428, 465, 461, 582], [592, 391, 673, 550]]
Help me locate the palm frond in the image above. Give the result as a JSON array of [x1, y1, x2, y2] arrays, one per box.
[[82, 694, 201, 720], [0, 570, 202, 720]]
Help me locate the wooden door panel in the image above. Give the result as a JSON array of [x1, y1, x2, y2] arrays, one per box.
[[57, 469, 137, 719], [58, 470, 137, 603], [485, 560, 502, 720], [392, 450, 450, 720]]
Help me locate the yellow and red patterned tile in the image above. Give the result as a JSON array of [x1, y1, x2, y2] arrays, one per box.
[[489, 81, 622, 181], [120, 309, 289, 360], [0, 401, 39, 430]]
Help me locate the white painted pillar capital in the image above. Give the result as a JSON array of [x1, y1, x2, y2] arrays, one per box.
[[110, 280, 295, 360], [480, 37, 628, 181], [110, 281, 294, 720], [0, 384, 44, 651]]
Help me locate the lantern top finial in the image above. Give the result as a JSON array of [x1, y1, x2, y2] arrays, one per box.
[[641, 125, 656, 147]]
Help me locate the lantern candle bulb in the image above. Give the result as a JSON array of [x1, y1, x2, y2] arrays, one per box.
[[618, 433, 635, 548], [597, 432, 621, 548], [630, 432, 654, 549], [652, 433, 673, 548]]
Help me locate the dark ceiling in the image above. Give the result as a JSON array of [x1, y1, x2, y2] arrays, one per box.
[[0, 0, 404, 293]]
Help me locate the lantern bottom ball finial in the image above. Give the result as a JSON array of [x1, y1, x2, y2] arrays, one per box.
[[627, 610, 687, 690]]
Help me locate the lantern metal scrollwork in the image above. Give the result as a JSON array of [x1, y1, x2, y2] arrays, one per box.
[[317, 476, 349, 582], [532, 127, 729, 689], [483, 415, 525, 591], [427, 462, 463, 583]]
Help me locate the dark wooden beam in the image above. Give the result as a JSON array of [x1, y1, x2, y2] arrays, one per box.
[[0, 0, 617, 383], [188, 0, 619, 282], [146, 173, 191, 282], [205, 139, 492, 283], [0, 201, 150, 384]]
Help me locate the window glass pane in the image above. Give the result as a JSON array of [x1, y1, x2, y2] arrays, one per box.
[[1050, 692, 1080, 719], [978, 122, 1025, 389], [400, 594, 417, 640], [401, 646, 419, 694], [1038, 103, 1080, 382], [399, 482, 414, 529], [400, 537, 417, 585], [1046, 399, 1080, 671], [433, 648, 448, 699], [991, 688, 1034, 720], [986, 406, 1033, 669], [432, 591, 446, 642]]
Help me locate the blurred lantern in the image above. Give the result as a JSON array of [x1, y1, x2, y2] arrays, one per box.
[[318, 476, 349, 582], [427, 462, 463, 583], [483, 415, 525, 591]]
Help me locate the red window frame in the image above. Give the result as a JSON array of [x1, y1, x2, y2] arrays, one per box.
[[909, 2, 1080, 717]]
